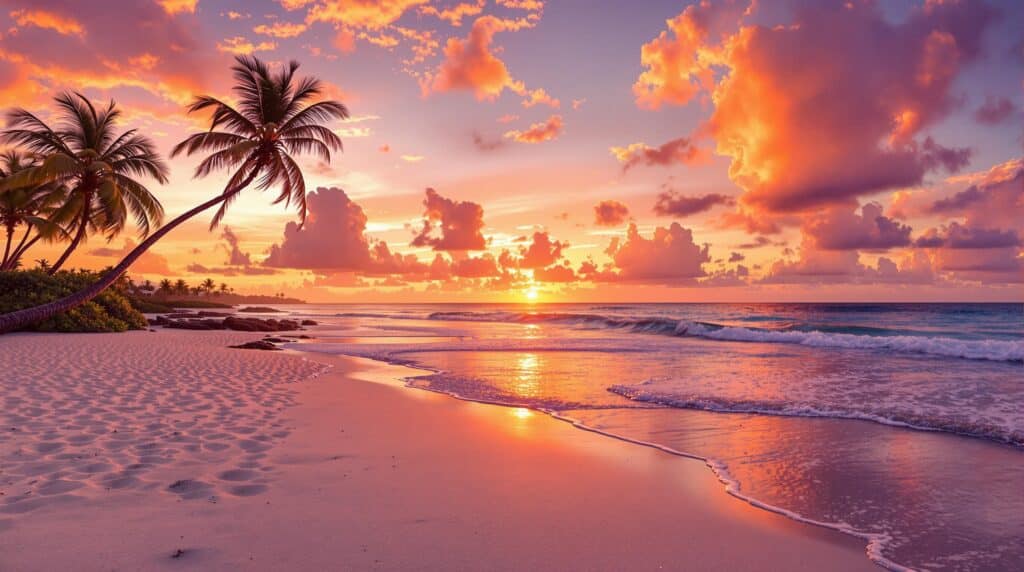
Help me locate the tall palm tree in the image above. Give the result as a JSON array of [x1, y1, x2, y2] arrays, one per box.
[[159, 278, 173, 295], [0, 55, 347, 333], [201, 277, 216, 294], [173, 279, 189, 296], [1, 92, 169, 273], [0, 150, 67, 270]]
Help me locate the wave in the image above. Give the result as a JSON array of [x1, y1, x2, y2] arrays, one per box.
[[607, 386, 1024, 447], [427, 311, 1024, 363]]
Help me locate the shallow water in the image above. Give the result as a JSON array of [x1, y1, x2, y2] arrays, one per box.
[[285, 303, 1024, 571]]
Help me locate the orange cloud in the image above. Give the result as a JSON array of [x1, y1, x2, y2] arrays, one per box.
[[522, 87, 559, 108], [636, 0, 992, 215], [504, 114, 563, 144], [9, 9, 84, 37], [156, 0, 198, 16], [254, 21, 309, 38], [610, 137, 702, 170], [306, 0, 428, 30], [411, 188, 488, 251], [419, 1, 485, 26], [217, 36, 277, 55], [594, 200, 630, 227], [427, 15, 525, 99]]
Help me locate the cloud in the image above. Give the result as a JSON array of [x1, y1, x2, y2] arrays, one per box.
[[419, 1, 485, 27], [534, 262, 576, 283], [89, 240, 171, 275], [593, 200, 630, 226], [217, 36, 277, 55], [411, 188, 488, 251], [804, 203, 913, 251], [264, 187, 425, 274], [426, 15, 534, 100], [522, 87, 559, 108], [728, 252, 744, 262], [220, 226, 253, 266], [472, 131, 505, 151], [636, 1, 993, 213], [763, 247, 935, 285], [185, 263, 278, 276], [930, 158, 1023, 229], [451, 253, 501, 277], [306, 0, 428, 30], [914, 223, 1019, 250], [254, 21, 309, 38], [973, 96, 1017, 125], [504, 114, 562, 143], [610, 137, 701, 171], [653, 191, 733, 218], [517, 231, 566, 269], [604, 223, 710, 283], [156, 0, 198, 16], [9, 9, 84, 36]]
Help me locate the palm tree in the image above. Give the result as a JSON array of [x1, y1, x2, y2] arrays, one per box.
[[201, 278, 216, 294], [219, 282, 229, 295], [0, 55, 346, 333], [159, 278, 173, 295], [173, 279, 189, 296], [0, 150, 67, 270], [1, 92, 168, 273]]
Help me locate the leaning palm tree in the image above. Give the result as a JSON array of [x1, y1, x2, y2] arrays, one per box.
[[1, 92, 169, 273], [0, 55, 347, 333], [0, 150, 68, 270]]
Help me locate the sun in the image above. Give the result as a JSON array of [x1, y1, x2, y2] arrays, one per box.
[[525, 287, 539, 301]]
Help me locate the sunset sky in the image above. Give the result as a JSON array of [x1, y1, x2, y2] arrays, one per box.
[[1, 0, 1021, 302]]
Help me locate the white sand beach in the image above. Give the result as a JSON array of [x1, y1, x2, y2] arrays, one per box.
[[0, 330, 875, 570]]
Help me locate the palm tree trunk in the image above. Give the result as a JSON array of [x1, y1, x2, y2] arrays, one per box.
[[1, 224, 12, 268], [5, 229, 39, 271], [49, 205, 91, 274], [0, 172, 260, 333]]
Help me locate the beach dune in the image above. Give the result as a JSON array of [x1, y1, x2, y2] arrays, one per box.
[[0, 331, 874, 570]]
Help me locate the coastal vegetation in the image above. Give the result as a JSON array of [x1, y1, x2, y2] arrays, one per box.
[[0, 55, 344, 333]]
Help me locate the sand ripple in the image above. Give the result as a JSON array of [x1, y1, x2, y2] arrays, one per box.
[[0, 330, 327, 516]]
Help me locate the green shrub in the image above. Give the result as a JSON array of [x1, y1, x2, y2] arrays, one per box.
[[0, 269, 148, 333], [128, 297, 174, 313]]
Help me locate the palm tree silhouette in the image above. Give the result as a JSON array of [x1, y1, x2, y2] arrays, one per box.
[[0, 56, 346, 333]]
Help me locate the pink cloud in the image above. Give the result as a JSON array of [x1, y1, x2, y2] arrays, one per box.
[[593, 200, 630, 226], [654, 191, 733, 218], [411, 188, 488, 251], [504, 114, 563, 143], [610, 137, 702, 171], [604, 223, 710, 283]]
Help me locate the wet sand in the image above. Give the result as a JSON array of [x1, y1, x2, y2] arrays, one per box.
[[0, 331, 875, 570]]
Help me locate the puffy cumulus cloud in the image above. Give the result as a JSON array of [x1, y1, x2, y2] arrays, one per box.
[[728, 252, 744, 262], [504, 114, 562, 143], [534, 262, 575, 283], [702, 264, 749, 287], [220, 226, 253, 266], [516, 231, 566, 269], [914, 223, 1019, 250], [451, 253, 501, 278], [636, 0, 992, 214], [411, 188, 488, 251], [264, 187, 425, 274], [424, 14, 551, 106], [973, 96, 1017, 125], [610, 137, 702, 171], [633, 0, 748, 109], [930, 158, 1023, 229], [0, 0, 215, 108], [88, 240, 171, 275], [804, 203, 913, 251], [654, 191, 733, 218], [594, 200, 630, 226], [763, 247, 935, 285], [604, 223, 710, 283]]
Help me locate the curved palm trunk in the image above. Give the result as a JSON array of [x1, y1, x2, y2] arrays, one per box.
[[5, 229, 39, 271], [49, 205, 91, 274], [1, 224, 12, 268], [0, 173, 258, 333]]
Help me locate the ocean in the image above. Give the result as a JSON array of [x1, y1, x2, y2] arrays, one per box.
[[275, 302, 1023, 571]]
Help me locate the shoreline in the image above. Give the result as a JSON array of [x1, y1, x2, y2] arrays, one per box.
[[1, 330, 875, 570]]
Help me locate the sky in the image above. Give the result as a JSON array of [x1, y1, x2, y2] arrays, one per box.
[[0, 0, 1021, 302]]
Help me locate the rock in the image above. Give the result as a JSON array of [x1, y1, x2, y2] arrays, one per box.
[[229, 341, 282, 351], [196, 311, 231, 318], [262, 337, 291, 343], [238, 306, 280, 313], [301, 319, 318, 326]]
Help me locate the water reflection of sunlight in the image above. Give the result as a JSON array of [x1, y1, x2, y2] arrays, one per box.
[[523, 323, 543, 340], [513, 353, 541, 398], [511, 407, 533, 419]]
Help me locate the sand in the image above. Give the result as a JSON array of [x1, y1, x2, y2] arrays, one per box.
[[0, 330, 876, 570]]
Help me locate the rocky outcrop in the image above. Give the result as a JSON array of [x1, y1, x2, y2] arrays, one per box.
[[148, 315, 301, 332], [228, 340, 282, 351]]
